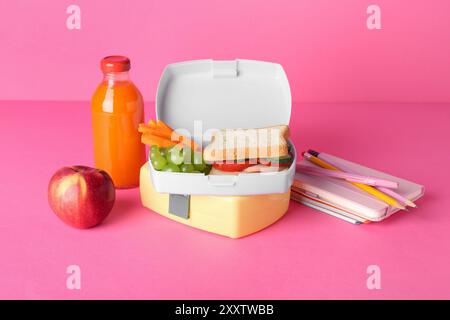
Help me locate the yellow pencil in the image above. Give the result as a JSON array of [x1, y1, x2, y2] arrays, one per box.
[[303, 152, 406, 210]]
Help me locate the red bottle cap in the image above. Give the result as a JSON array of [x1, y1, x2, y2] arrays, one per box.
[[101, 56, 131, 73]]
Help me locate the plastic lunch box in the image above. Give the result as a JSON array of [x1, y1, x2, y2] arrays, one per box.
[[139, 59, 296, 238]]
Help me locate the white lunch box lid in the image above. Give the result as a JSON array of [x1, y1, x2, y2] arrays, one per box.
[[156, 59, 291, 139], [149, 59, 295, 196]]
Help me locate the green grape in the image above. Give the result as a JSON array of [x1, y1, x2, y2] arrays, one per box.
[[151, 154, 167, 170], [183, 148, 193, 164], [167, 146, 184, 165], [165, 146, 173, 162], [159, 147, 168, 158], [189, 149, 195, 164], [165, 145, 174, 152], [180, 164, 194, 173], [203, 164, 212, 175], [193, 162, 206, 172], [150, 150, 161, 161], [162, 163, 181, 172], [192, 170, 201, 173], [150, 145, 159, 153], [191, 151, 206, 171], [165, 149, 172, 163], [150, 145, 160, 160], [192, 151, 202, 165]]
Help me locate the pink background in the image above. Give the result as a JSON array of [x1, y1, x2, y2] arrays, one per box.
[[1, 0, 450, 103], [1, 0, 450, 300]]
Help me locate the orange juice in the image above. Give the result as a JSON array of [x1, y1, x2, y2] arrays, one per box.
[[91, 56, 145, 188]]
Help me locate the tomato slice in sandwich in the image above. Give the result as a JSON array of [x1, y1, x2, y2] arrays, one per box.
[[259, 154, 293, 167], [212, 161, 254, 172]]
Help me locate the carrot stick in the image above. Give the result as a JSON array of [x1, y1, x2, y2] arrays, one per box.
[[156, 120, 174, 135], [142, 119, 199, 150], [139, 119, 157, 132], [139, 124, 178, 141], [158, 140, 177, 148], [138, 123, 153, 133], [148, 129, 174, 141], [141, 134, 177, 148], [165, 129, 198, 151]]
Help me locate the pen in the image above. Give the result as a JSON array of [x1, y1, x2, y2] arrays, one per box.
[[303, 152, 406, 210], [296, 163, 399, 188], [309, 150, 417, 208], [375, 186, 417, 208]]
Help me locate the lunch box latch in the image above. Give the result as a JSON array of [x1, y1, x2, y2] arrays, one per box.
[[212, 60, 238, 78], [168, 194, 190, 219], [207, 175, 237, 187]]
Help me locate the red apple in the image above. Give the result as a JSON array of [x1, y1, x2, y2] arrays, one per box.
[[48, 166, 115, 228]]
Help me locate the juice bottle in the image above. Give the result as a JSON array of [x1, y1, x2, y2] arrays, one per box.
[[91, 56, 145, 188]]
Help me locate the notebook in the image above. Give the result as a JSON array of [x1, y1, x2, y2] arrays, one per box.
[[292, 153, 425, 223]]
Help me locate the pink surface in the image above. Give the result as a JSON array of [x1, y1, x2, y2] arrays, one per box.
[[1, 0, 450, 103], [1, 101, 449, 299]]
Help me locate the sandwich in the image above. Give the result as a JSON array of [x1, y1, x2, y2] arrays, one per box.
[[203, 125, 293, 174]]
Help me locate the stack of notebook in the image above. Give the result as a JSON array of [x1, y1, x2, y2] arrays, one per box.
[[291, 151, 425, 224]]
